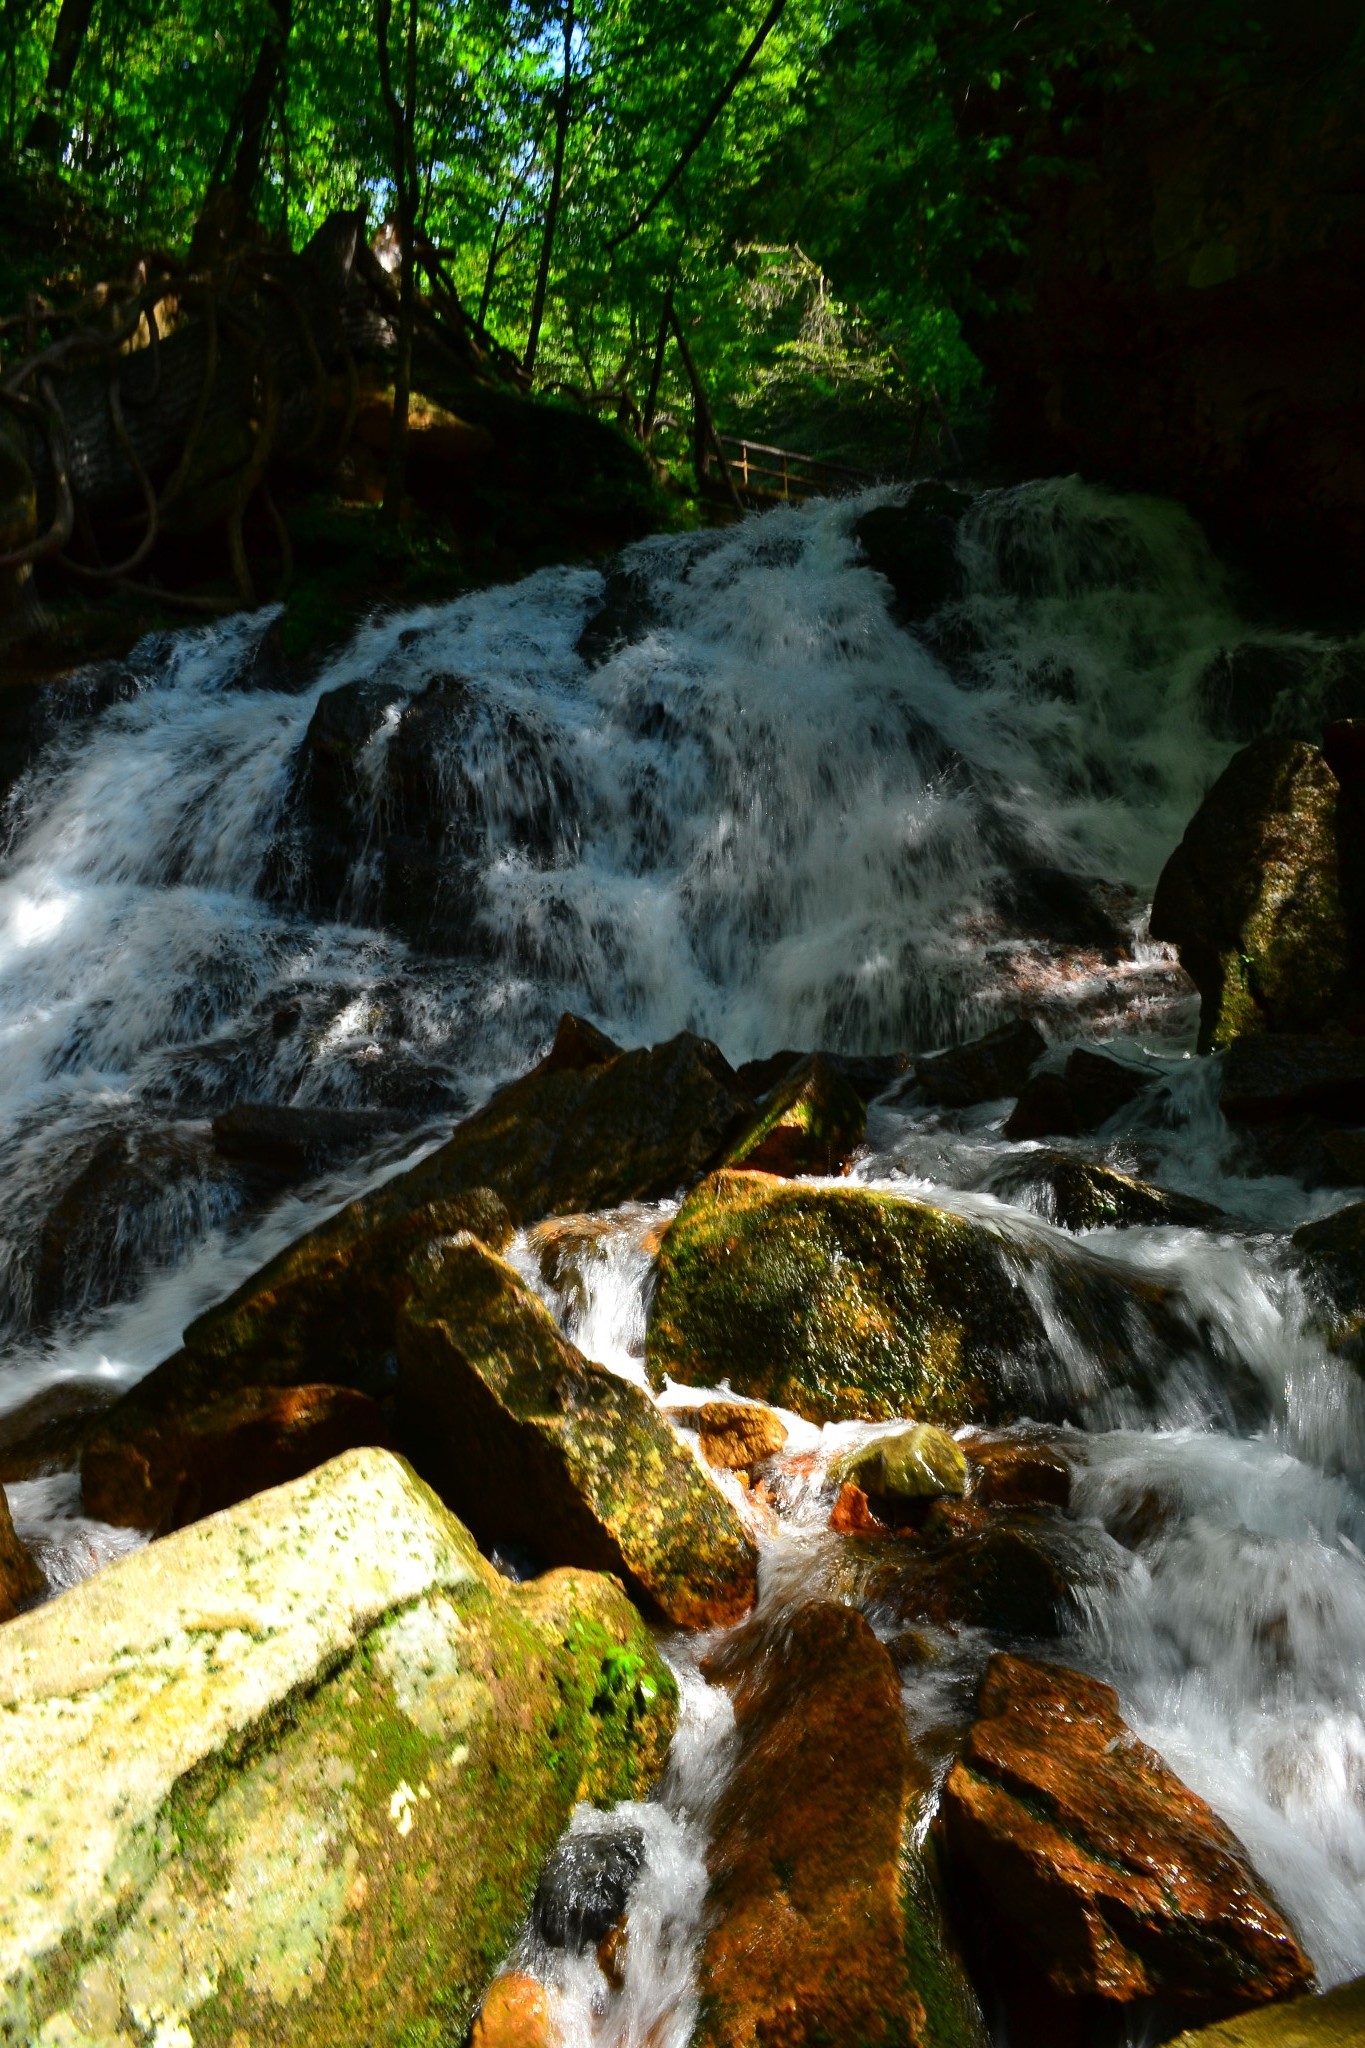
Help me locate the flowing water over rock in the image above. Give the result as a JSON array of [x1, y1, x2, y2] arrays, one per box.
[[3, 477, 1365, 2034]]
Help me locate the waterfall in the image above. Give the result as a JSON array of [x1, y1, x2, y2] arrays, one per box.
[[4, 474, 1365, 2013]]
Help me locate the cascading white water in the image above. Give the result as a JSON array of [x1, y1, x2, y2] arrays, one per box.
[[4, 475, 1365, 2025]]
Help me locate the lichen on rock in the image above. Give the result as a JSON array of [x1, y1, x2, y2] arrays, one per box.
[[0, 1447, 676, 2047]]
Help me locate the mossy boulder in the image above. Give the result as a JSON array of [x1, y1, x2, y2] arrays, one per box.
[[988, 1151, 1222, 1232], [0, 1447, 676, 2047], [939, 1655, 1312, 2021], [1150, 738, 1353, 1052], [723, 1053, 866, 1176], [1168, 1977, 1365, 2047], [695, 1600, 986, 2048], [833, 1424, 968, 1506], [646, 1171, 1191, 1428], [398, 1235, 757, 1629]]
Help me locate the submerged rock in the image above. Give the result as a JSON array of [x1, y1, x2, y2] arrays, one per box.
[[398, 1234, 757, 1628], [647, 1170, 1194, 1428], [1168, 1976, 1365, 2046], [1151, 738, 1353, 1051], [723, 1052, 865, 1176], [81, 1380, 386, 1531], [0, 1448, 677, 2044], [0, 1488, 42, 1620], [532, 1822, 646, 1951], [694, 1599, 986, 2048], [915, 1018, 1047, 1109], [988, 1150, 1222, 1232], [939, 1654, 1313, 2018]]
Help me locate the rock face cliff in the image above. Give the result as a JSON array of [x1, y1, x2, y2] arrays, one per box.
[[968, 0, 1365, 607]]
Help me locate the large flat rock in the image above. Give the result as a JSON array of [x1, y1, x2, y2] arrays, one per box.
[[1, 1447, 677, 2046]]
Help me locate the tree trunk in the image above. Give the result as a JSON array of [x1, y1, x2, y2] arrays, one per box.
[[641, 284, 674, 443], [670, 306, 742, 510], [377, 0, 420, 527], [227, 0, 293, 215], [522, 0, 575, 381], [23, 0, 95, 156]]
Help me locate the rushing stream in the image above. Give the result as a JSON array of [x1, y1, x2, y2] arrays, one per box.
[[3, 477, 1365, 2031]]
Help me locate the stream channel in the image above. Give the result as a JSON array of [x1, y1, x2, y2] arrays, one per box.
[[2, 478, 1364, 2040]]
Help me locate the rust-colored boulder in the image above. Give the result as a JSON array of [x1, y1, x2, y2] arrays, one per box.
[[723, 1053, 866, 1177], [0, 1487, 43, 1620], [695, 1600, 985, 2048], [81, 1382, 386, 1532], [939, 1655, 1313, 2017], [398, 1235, 757, 1630], [469, 1971, 553, 2048], [685, 1400, 788, 1472]]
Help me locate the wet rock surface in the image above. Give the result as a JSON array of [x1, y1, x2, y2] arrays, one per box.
[[1221, 1035, 1365, 1124], [1168, 1976, 1365, 2046], [0, 1487, 43, 1620], [398, 1234, 757, 1628], [1291, 1201, 1365, 1364], [1151, 739, 1353, 1051], [988, 1150, 1222, 1232], [1006, 1046, 1155, 1139], [81, 1380, 387, 1531], [853, 485, 972, 627], [723, 1051, 866, 1176], [694, 1599, 986, 2048], [0, 1449, 677, 2044], [532, 1822, 646, 1952], [915, 1018, 1047, 1109], [210, 1101, 394, 1178], [940, 1655, 1313, 2018], [648, 1169, 1202, 1428]]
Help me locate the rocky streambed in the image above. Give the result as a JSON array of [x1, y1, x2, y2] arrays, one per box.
[[3, 481, 1365, 2046]]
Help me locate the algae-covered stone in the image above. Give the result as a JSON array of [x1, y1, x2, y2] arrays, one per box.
[[989, 1151, 1222, 1232], [694, 1400, 788, 1472], [694, 1599, 986, 2048], [1150, 738, 1353, 1051], [398, 1235, 757, 1628], [0, 1447, 677, 2048], [1167, 1977, 1365, 2047], [834, 1424, 968, 1505], [723, 1053, 866, 1176], [647, 1170, 1191, 1428]]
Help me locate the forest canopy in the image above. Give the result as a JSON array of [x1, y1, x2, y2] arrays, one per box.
[[0, 0, 1269, 477]]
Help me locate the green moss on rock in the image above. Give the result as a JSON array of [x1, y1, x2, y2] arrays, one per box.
[[722, 1053, 866, 1177], [647, 1171, 1200, 1429], [398, 1235, 757, 1629], [1150, 738, 1353, 1052], [3, 1449, 674, 2048]]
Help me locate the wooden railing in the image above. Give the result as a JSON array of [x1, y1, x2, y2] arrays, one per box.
[[713, 436, 872, 503]]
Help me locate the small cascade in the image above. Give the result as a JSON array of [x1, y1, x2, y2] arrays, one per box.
[[3, 476, 1365, 2034]]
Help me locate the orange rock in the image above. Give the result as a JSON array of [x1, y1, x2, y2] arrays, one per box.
[[828, 1479, 890, 1535], [0, 1486, 43, 1620], [939, 1654, 1314, 2017], [470, 1972, 553, 2048], [963, 1433, 1072, 1510], [81, 1382, 387, 1532], [694, 1601, 974, 2048], [695, 1399, 787, 1471]]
